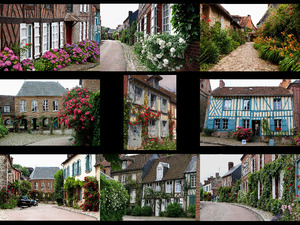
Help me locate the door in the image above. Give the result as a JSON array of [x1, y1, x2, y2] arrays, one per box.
[[155, 199, 160, 216], [128, 124, 141, 147], [252, 120, 261, 136], [66, 22, 72, 44]]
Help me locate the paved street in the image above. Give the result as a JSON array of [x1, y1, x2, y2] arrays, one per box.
[[209, 42, 279, 71], [26, 136, 73, 146], [123, 215, 195, 221], [200, 202, 259, 221], [0, 204, 97, 221], [100, 40, 126, 71]]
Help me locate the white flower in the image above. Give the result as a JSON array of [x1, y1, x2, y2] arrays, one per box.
[[160, 45, 165, 50], [156, 54, 162, 59], [159, 40, 166, 46], [141, 50, 145, 54], [179, 38, 186, 44], [157, 64, 163, 69], [175, 66, 181, 70], [163, 59, 169, 65], [167, 42, 172, 47], [170, 47, 176, 53]]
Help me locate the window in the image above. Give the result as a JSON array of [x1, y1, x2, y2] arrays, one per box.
[[243, 119, 250, 129], [32, 100, 38, 112], [144, 14, 147, 34], [67, 166, 70, 178], [113, 176, 119, 181], [66, 4, 73, 13], [77, 159, 81, 175], [222, 119, 228, 130], [191, 175, 196, 187], [149, 119, 156, 137], [41, 182, 45, 190], [35, 182, 38, 190], [51, 22, 59, 49], [243, 99, 250, 110], [162, 99, 167, 113], [121, 175, 126, 184], [162, 4, 170, 33], [48, 182, 52, 190], [20, 100, 26, 112], [131, 173, 136, 181], [150, 94, 156, 109], [53, 100, 58, 111], [43, 100, 48, 111], [274, 99, 281, 110], [166, 181, 172, 193], [214, 119, 220, 130], [224, 100, 231, 110], [150, 4, 157, 34], [146, 199, 151, 206], [175, 180, 181, 193], [80, 4, 83, 12], [130, 190, 136, 203], [60, 22, 64, 48], [134, 87, 142, 103], [74, 161, 77, 176], [122, 161, 127, 169], [85, 154, 92, 172], [275, 119, 282, 130], [157, 167, 163, 181], [162, 121, 167, 137], [3, 106, 10, 113], [79, 22, 82, 41], [42, 23, 50, 54], [156, 183, 161, 192], [83, 22, 86, 40]]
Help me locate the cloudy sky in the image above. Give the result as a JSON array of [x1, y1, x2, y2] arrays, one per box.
[[10, 154, 67, 168], [0, 79, 80, 95], [101, 4, 139, 29], [160, 75, 176, 93], [221, 4, 268, 27], [210, 79, 297, 91], [200, 154, 243, 183]]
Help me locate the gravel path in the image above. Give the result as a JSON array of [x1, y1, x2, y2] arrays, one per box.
[[100, 40, 126, 71], [209, 42, 279, 71]]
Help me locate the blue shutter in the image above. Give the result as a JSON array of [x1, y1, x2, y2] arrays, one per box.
[[250, 119, 252, 129], [72, 163, 74, 176], [89, 154, 92, 171], [67, 166, 70, 178], [155, 95, 158, 111], [206, 119, 214, 129], [228, 119, 235, 131], [160, 97, 163, 112], [85, 155, 88, 172], [270, 119, 275, 131], [148, 93, 151, 108], [282, 119, 287, 132], [78, 160, 81, 175], [63, 169, 66, 179], [239, 119, 243, 128]]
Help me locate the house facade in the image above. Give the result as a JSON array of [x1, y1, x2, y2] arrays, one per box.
[[125, 75, 173, 148], [29, 167, 59, 193], [256, 4, 280, 28], [15, 81, 66, 129], [205, 80, 294, 139], [183, 155, 197, 208], [62, 154, 97, 206], [287, 80, 300, 132], [141, 154, 194, 216], [222, 162, 241, 187], [0, 95, 15, 126], [231, 14, 257, 41], [94, 4, 100, 43], [0, 155, 21, 194], [123, 10, 138, 30], [200, 79, 211, 132], [80, 79, 100, 93]]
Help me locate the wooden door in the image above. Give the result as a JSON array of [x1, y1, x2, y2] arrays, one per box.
[[66, 22, 72, 44]]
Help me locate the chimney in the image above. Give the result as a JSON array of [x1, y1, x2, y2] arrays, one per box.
[[228, 162, 234, 171], [219, 80, 225, 88], [280, 79, 291, 88]]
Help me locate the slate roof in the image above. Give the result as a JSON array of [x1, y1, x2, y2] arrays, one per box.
[[222, 164, 241, 178], [211, 86, 293, 97], [17, 81, 66, 97], [142, 154, 193, 183], [30, 167, 60, 180], [184, 155, 197, 174]]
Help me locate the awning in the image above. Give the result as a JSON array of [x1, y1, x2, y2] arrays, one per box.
[[64, 14, 83, 22]]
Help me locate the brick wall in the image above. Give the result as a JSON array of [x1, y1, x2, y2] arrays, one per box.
[[195, 154, 200, 221], [183, 40, 200, 71], [289, 83, 300, 131], [200, 92, 208, 132], [82, 79, 100, 93], [30, 179, 55, 193]]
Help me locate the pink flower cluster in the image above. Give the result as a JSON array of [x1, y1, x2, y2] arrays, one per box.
[[233, 127, 254, 142], [41, 49, 71, 71], [0, 47, 23, 71]]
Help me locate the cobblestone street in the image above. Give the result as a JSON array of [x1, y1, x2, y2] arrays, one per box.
[[120, 42, 148, 71], [123, 215, 195, 221], [0, 204, 97, 221], [100, 40, 126, 71], [209, 42, 279, 71], [200, 202, 260, 221]]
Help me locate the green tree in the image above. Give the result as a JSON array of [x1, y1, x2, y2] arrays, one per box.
[[20, 180, 32, 196], [13, 164, 30, 177], [54, 169, 64, 205]]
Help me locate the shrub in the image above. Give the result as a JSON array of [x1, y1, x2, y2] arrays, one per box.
[[40, 48, 71, 71], [64, 43, 89, 64], [0, 124, 8, 138], [0, 47, 23, 71], [32, 59, 45, 71], [90, 91, 100, 146], [77, 40, 100, 63], [200, 38, 219, 64], [203, 128, 214, 137], [293, 132, 300, 146], [233, 127, 254, 142], [159, 211, 165, 217], [132, 206, 142, 216], [187, 204, 195, 218], [165, 202, 184, 217], [270, 199, 283, 216], [81, 176, 99, 211], [141, 206, 152, 216], [21, 58, 34, 71]]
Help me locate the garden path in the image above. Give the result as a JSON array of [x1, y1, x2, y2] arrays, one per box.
[[200, 202, 260, 221], [209, 42, 279, 71], [100, 40, 126, 71]]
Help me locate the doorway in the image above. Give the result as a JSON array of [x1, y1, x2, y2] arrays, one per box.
[[252, 120, 260, 136], [66, 22, 73, 44]]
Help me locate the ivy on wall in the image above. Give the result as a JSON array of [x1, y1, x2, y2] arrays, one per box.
[[123, 98, 130, 150]]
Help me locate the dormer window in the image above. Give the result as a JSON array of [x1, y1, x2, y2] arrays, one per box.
[[157, 167, 163, 181]]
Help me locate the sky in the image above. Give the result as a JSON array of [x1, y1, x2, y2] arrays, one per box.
[[10, 154, 67, 168], [159, 75, 176, 93], [101, 4, 139, 29], [0, 79, 80, 95], [200, 154, 243, 183], [210, 79, 297, 91], [221, 4, 269, 27]]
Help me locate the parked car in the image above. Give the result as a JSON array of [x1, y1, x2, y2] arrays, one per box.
[[30, 199, 38, 206], [17, 196, 31, 207]]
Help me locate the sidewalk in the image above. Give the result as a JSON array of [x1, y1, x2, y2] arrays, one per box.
[[230, 203, 273, 221], [120, 42, 148, 71], [53, 205, 99, 221]]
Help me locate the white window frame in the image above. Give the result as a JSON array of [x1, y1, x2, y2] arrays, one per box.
[[150, 4, 157, 34], [224, 99, 232, 110], [155, 183, 161, 192], [53, 100, 58, 111], [274, 99, 281, 110], [175, 180, 181, 193], [3, 106, 10, 113], [122, 161, 127, 169], [79, 22, 82, 42], [243, 119, 250, 129], [191, 175, 196, 187], [31, 100, 38, 112], [87, 21, 89, 40], [275, 119, 282, 129], [80, 4, 83, 12], [34, 22, 40, 59], [51, 22, 59, 49], [43, 100, 48, 112], [162, 4, 170, 34], [121, 175, 126, 184], [83, 22, 86, 40], [157, 167, 163, 181], [42, 23, 50, 54], [243, 99, 250, 110], [60, 22, 64, 48], [144, 14, 147, 35], [166, 181, 172, 193], [20, 100, 26, 112]]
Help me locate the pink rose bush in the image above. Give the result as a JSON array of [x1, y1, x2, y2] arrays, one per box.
[[233, 127, 254, 142], [294, 132, 300, 146]]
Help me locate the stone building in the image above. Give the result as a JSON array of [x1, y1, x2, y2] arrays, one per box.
[[286, 80, 300, 132], [183, 155, 197, 208], [123, 10, 138, 30], [15, 81, 66, 129], [80, 79, 100, 93], [0, 95, 15, 125], [222, 162, 241, 187], [200, 79, 211, 132], [30, 167, 60, 193], [0, 155, 21, 193], [256, 4, 280, 28], [231, 14, 257, 41]]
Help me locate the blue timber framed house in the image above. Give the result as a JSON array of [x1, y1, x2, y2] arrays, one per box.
[[205, 83, 295, 139]]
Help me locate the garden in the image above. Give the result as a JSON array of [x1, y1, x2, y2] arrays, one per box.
[[0, 40, 100, 71], [253, 4, 300, 71], [200, 15, 248, 71]]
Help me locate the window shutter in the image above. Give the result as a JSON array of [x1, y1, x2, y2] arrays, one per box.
[[155, 120, 159, 137], [144, 15, 147, 34], [87, 21, 89, 40], [85, 155, 88, 172], [128, 83, 134, 102], [228, 119, 235, 131], [272, 177, 275, 199], [20, 23, 27, 61], [160, 120, 163, 138], [249, 119, 252, 129], [83, 22, 86, 40], [80, 4, 83, 12], [140, 89, 144, 105], [270, 119, 275, 131], [155, 96, 158, 110], [89, 154, 92, 171], [34, 22, 40, 59], [79, 22, 82, 41], [169, 4, 175, 35], [239, 119, 243, 128], [282, 119, 287, 132], [78, 160, 81, 175], [160, 97, 163, 112], [60, 22, 64, 48], [42, 23, 47, 54], [148, 93, 151, 107], [206, 119, 214, 130]]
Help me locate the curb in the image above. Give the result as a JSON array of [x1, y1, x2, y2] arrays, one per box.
[[200, 141, 229, 146], [53, 205, 99, 221], [230, 203, 265, 221], [120, 42, 136, 71], [79, 62, 99, 71]]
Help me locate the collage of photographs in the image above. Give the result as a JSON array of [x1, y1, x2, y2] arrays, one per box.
[[0, 2, 299, 223]]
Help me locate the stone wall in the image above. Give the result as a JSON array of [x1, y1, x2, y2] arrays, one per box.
[[30, 179, 55, 193], [82, 79, 100, 93], [0, 155, 8, 188], [183, 41, 200, 71]]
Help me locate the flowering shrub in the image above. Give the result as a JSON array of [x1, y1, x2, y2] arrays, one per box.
[[143, 136, 176, 150], [100, 174, 129, 221], [81, 177, 99, 211], [0, 187, 9, 205], [0, 117, 8, 138], [134, 32, 188, 71], [21, 58, 35, 71], [294, 133, 300, 146], [59, 87, 94, 146], [40, 49, 71, 71], [233, 127, 254, 141], [168, 110, 175, 140], [0, 47, 23, 71], [77, 40, 100, 63], [64, 43, 89, 64]]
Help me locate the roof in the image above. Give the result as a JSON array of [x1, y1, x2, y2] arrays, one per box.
[[30, 167, 60, 180], [142, 154, 193, 183], [211, 86, 293, 97], [16, 81, 66, 97], [222, 164, 241, 178], [184, 155, 197, 174], [101, 171, 112, 180], [64, 14, 83, 22]]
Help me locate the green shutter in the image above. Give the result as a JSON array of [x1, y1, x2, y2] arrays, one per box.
[[78, 160, 81, 175], [85, 155, 88, 172], [228, 119, 235, 131], [89, 154, 92, 171]]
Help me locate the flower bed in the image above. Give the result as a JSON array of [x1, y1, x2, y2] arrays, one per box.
[[233, 127, 254, 142]]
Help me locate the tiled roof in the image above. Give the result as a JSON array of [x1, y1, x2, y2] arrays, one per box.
[[211, 86, 293, 97], [222, 164, 241, 178], [30, 167, 60, 180], [16, 81, 66, 97], [184, 155, 197, 174], [142, 154, 193, 183]]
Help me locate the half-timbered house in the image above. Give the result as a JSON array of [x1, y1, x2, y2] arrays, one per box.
[[183, 155, 197, 208], [204, 80, 294, 140]]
